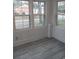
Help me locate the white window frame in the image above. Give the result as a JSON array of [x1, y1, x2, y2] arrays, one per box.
[[13, 0, 30, 30], [56, 0, 65, 27], [13, 0, 47, 30], [33, 1, 46, 28]]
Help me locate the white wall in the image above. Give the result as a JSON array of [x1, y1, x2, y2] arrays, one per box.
[[53, 26, 65, 43], [13, 27, 48, 47], [51, 0, 65, 43]]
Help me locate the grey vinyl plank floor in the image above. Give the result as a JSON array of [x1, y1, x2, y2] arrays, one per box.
[[14, 38, 65, 59]]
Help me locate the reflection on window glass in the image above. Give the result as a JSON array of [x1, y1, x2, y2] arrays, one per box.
[[14, 0, 29, 15], [57, 1, 65, 26]]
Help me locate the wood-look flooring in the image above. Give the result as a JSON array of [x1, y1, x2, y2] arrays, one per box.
[[14, 38, 65, 59]]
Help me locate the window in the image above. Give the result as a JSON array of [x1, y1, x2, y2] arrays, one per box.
[[33, 2, 45, 27], [13, 0, 46, 29], [57, 1, 65, 26], [13, 0, 29, 29]]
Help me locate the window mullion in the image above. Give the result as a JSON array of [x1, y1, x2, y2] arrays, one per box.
[[29, 0, 34, 28], [13, 3, 16, 30], [21, 1, 24, 29]]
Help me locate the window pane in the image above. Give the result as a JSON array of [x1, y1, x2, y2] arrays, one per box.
[[39, 2, 44, 14], [33, 2, 39, 14], [23, 20, 29, 28], [22, 16, 29, 28], [57, 14, 65, 26], [14, 0, 29, 15], [33, 2, 44, 14], [14, 0, 22, 15], [21, 1, 29, 15], [34, 15, 44, 27], [33, 2, 45, 27], [57, 1, 65, 26], [40, 15, 45, 25], [58, 1, 65, 13], [15, 16, 23, 29], [15, 16, 29, 29]]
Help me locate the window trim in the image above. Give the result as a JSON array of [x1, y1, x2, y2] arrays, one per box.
[[13, 0, 47, 30], [13, 0, 30, 30], [56, 1, 65, 27], [33, 1, 46, 28]]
